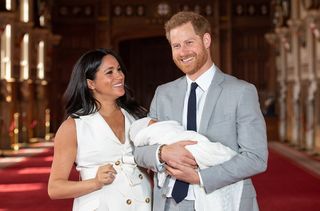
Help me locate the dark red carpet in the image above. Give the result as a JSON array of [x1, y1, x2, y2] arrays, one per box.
[[0, 147, 76, 211], [253, 149, 320, 211], [0, 145, 319, 211]]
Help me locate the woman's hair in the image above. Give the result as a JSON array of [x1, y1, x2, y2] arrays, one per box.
[[63, 48, 147, 119], [164, 11, 211, 41]]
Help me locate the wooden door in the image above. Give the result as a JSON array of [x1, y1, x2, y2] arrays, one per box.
[[119, 36, 183, 109]]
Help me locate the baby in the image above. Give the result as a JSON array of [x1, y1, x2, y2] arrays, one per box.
[[130, 117, 244, 211]]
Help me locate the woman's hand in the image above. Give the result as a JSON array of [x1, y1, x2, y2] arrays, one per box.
[[95, 164, 117, 188]]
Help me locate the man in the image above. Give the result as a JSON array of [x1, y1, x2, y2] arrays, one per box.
[[134, 11, 268, 211]]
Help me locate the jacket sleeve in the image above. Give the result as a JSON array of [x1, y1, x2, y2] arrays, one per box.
[[200, 84, 268, 193], [133, 87, 161, 171]]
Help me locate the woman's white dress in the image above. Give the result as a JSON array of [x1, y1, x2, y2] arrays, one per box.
[[72, 109, 152, 211]]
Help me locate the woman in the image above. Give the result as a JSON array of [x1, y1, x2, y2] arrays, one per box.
[[48, 49, 152, 211]]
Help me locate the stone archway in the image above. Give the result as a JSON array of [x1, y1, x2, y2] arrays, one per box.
[[118, 36, 183, 109]]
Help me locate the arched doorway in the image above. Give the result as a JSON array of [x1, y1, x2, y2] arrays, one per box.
[[119, 36, 183, 109]]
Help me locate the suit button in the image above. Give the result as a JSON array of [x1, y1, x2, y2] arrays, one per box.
[[139, 174, 143, 179], [126, 199, 132, 205], [145, 197, 150, 203], [115, 160, 120, 165]]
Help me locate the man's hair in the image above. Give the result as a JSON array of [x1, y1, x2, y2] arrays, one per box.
[[164, 11, 211, 41]]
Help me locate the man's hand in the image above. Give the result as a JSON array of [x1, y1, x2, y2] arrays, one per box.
[[161, 140, 197, 168], [165, 162, 200, 184]]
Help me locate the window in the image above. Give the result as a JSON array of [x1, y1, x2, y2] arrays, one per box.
[[1, 24, 12, 80], [39, 15, 45, 26], [6, 0, 11, 10], [20, 34, 29, 80], [37, 41, 45, 79], [20, 0, 29, 22]]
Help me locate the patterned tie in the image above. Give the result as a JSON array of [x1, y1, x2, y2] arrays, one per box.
[[172, 82, 198, 203]]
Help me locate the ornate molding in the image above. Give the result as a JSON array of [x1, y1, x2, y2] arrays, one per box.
[[302, 0, 320, 10], [305, 11, 320, 40], [111, 2, 213, 19], [287, 19, 303, 33], [287, 19, 307, 48], [265, 32, 279, 47], [275, 27, 291, 51], [272, 0, 291, 27], [58, 5, 94, 18], [234, 3, 269, 17]]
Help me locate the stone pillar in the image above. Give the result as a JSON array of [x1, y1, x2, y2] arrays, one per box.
[[291, 80, 301, 146], [275, 28, 290, 142], [304, 14, 318, 151], [34, 80, 48, 138], [0, 24, 4, 153], [19, 80, 34, 144], [316, 78, 320, 153], [278, 76, 287, 142], [287, 19, 302, 147], [2, 80, 19, 150]]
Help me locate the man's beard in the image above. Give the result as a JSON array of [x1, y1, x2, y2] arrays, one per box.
[[174, 49, 208, 75]]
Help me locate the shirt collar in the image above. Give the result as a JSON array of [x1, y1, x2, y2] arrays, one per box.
[[186, 64, 216, 92]]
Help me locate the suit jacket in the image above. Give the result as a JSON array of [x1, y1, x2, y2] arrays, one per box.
[[134, 67, 268, 211]]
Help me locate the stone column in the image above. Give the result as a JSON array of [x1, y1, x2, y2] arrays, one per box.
[[287, 19, 302, 146], [275, 28, 290, 142], [305, 14, 318, 151]]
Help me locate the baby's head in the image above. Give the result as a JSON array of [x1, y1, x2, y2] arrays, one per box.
[[129, 117, 157, 142]]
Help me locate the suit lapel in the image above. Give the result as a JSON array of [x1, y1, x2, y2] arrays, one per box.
[[199, 68, 225, 134], [171, 77, 187, 123]]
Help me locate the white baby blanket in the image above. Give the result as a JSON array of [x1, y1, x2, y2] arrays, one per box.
[[129, 117, 243, 211]]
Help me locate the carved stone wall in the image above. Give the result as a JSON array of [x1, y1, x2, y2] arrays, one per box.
[[267, 0, 320, 154]]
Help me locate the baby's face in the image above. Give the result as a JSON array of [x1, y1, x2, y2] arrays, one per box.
[[148, 119, 157, 126]]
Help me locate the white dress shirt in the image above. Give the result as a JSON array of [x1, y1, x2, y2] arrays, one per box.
[[165, 64, 216, 199]]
